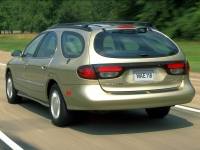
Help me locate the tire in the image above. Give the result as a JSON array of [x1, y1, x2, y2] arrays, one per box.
[[6, 72, 22, 104], [49, 83, 73, 127], [145, 106, 170, 118]]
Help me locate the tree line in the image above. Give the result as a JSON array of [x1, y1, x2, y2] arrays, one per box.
[[0, 0, 199, 40]]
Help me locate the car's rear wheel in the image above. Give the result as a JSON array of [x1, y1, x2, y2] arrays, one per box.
[[6, 72, 22, 104], [145, 106, 170, 118], [49, 83, 73, 127]]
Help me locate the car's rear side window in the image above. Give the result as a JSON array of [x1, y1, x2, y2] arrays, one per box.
[[94, 30, 179, 58], [61, 31, 85, 58]]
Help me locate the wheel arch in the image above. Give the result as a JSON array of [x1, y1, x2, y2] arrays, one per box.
[[46, 79, 58, 101], [5, 67, 11, 78]]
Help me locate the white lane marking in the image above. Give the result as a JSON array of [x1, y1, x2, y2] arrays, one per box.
[[0, 63, 6, 66], [190, 78, 200, 82], [175, 105, 200, 113], [0, 131, 24, 150]]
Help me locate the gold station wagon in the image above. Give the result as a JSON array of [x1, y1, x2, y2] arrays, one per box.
[[5, 21, 195, 126]]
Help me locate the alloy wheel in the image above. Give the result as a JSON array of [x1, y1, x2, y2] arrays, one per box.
[[50, 90, 61, 119]]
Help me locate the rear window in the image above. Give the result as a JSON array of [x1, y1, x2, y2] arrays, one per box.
[[61, 31, 85, 58], [94, 29, 179, 58]]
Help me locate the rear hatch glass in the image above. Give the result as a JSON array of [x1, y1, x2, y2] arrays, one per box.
[[94, 29, 179, 58]]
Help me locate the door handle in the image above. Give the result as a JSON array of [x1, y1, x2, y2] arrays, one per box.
[[41, 65, 47, 70]]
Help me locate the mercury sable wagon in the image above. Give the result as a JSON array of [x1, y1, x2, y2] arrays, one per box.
[[5, 21, 195, 126]]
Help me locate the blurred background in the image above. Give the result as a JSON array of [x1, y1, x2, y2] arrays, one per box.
[[0, 0, 199, 71], [0, 0, 200, 39]]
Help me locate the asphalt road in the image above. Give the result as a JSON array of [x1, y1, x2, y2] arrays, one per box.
[[0, 54, 200, 149]]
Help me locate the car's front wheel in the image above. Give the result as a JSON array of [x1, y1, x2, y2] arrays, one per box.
[[49, 83, 73, 127], [6, 72, 22, 104], [145, 106, 171, 118]]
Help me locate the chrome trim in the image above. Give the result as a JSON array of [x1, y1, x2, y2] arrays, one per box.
[[110, 87, 179, 95], [28, 80, 44, 86], [16, 78, 43, 86], [16, 77, 29, 83]]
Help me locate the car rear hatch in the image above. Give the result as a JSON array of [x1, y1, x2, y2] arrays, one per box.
[[87, 26, 189, 93]]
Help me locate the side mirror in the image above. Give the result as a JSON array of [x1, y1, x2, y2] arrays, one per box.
[[11, 50, 22, 57]]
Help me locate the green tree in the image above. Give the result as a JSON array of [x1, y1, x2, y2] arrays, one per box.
[[91, 0, 113, 22], [109, 0, 200, 40], [0, 0, 14, 33], [1, 0, 199, 39], [166, 1, 200, 39], [10, 0, 55, 33], [55, 0, 92, 23]]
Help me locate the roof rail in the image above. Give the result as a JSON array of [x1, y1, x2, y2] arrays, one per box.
[[48, 22, 92, 31], [48, 21, 157, 31], [92, 21, 157, 29]]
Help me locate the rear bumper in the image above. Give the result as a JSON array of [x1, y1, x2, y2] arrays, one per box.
[[60, 79, 195, 110]]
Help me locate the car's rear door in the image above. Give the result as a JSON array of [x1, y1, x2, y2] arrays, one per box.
[[27, 32, 57, 102]]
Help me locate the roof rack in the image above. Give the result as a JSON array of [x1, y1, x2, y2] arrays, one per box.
[[84, 21, 150, 26], [48, 22, 93, 31], [48, 21, 157, 31], [94, 21, 157, 29]]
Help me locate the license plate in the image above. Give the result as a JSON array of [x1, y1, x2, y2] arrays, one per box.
[[134, 70, 154, 82]]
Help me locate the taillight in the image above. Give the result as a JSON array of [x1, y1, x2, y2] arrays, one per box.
[[97, 66, 122, 78], [118, 24, 135, 28], [98, 66, 122, 72], [185, 61, 190, 74], [167, 63, 184, 69], [77, 65, 97, 79], [167, 63, 184, 74]]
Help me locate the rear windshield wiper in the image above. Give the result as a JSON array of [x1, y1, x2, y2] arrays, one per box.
[[139, 53, 149, 57]]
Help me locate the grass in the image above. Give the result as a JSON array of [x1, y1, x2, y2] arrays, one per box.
[[0, 33, 38, 51], [175, 41, 200, 72], [0, 33, 199, 72]]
